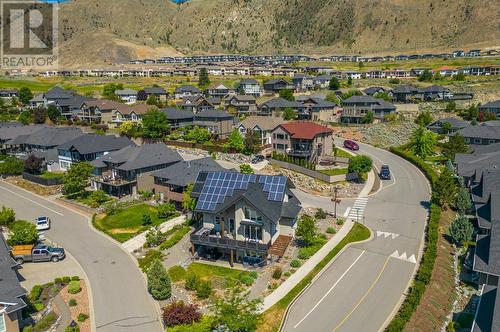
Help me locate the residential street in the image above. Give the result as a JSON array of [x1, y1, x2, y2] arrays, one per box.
[[0, 180, 162, 332], [282, 140, 430, 332]]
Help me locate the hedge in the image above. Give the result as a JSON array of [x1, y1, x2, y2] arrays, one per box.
[[385, 147, 442, 331], [159, 225, 191, 250]]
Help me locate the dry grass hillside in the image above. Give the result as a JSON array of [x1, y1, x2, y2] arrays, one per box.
[[57, 0, 499, 67]]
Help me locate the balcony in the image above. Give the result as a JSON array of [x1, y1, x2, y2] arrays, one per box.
[[93, 175, 136, 186], [190, 228, 269, 253], [287, 149, 311, 157]]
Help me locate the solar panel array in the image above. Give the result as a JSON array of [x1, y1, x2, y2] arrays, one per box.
[[196, 172, 257, 211], [259, 175, 287, 201]]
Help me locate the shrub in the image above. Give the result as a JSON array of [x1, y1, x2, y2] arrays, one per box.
[[272, 267, 282, 279], [284, 271, 291, 277], [71, 276, 80, 281], [196, 281, 212, 299], [290, 259, 301, 268], [162, 301, 202, 327], [32, 311, 57, 331], [142, 214, 152, 226], [54, 277, 63, 284], [249, 271, 258, 279], [68, 281, 81, 294], [147, 259, 172, 300], [68, 299, 77, 307], [77, 313, 89, 322], [62, 276, 71, 283], [336, 218, 344, 226], [185, 273, 200, 291], [23, 326, 34, 332], [29, 285, 42, 301], [168, 265, 187, 282], [157, 202, 177, 219], [314, 208, 327, 220], [239, 275, 255, 286], [7, 220, 38, 245], [326, 226, 336, 234], [145, 227, 164, 248], [65, 325, 80, 332], [33, 301, 45, 312]]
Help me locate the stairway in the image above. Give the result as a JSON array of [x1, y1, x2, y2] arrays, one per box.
[[269, 235, 293, 257]]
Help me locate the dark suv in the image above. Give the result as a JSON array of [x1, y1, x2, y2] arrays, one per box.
[[379, 165, 391, 180]]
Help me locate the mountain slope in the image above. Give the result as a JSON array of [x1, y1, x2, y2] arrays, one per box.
[[57, 0, 499, 67]]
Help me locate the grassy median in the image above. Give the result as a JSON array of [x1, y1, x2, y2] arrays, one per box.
[[258, 222, 371, 332]]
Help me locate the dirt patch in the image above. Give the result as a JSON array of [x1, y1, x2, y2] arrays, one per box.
[[59, 279, 91, 332], [331, 126, 364, 141], [3, 176, 62, 196], [109, 228, 140, 234], [405, 209, 456, 332]]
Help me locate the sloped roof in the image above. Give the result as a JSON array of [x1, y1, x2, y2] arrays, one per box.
[[85, 99, 130, 112], [58, 134, 134, 155], [480, 100, 500, 109], [160, 108, 195, 120], [427, 117, 469, 129], [194, 109, 234, 119], [237, 116, 287, 131], [457, 125, 500, 140], [115, 88, 137, 96], [260, 97, 303, 109], [0, 233, 27, 314], [152, 157, 229, 187], [144, 87, 167, 95], [0, 124, 47, 141], [174, 85, 201, 94], [239, 78, 259, 85], [279, 121, 333, 140], [9, 126, 84, 147], [91, 143, 182, 171]]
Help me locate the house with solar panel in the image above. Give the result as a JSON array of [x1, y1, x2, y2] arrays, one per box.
[[190, 172, 302, 266]]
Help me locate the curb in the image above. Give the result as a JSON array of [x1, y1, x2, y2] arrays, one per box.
[[279, 225, 374, 332]]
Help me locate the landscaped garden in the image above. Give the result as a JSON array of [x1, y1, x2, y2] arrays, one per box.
[[93, 202, 179, 242]]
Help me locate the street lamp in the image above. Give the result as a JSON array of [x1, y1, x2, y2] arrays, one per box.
[[331, 184, 341, 219]]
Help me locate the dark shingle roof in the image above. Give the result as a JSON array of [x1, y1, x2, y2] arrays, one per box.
[[8, 127, 84, 148], [457, 125, 500, 140], [144, 87, 167, 95], [427, 117, 469, 129], [0, 234, 27, 314], [472, 284, 500, 332], [160, 108, 195, 120], [152, 157, 230, 187], [479, 100, 500, 109], [57, 134, 134, 155], [194, 109, 234, 119], [174, 85, 201, 94], [260, 97, 303, 109], [91, 143, 182, 171], [239, 78, 259, 85]]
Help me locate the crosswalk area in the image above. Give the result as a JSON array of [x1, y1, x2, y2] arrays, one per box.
[[346, 196, 368, 222]]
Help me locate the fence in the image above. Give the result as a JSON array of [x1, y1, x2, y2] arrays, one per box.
[[269, 159, 358, 183], [22, 172, 63, 186]]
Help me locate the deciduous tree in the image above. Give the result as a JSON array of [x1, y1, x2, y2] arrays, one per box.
[[224, 129, 244, 152], [212, 287, 261, 332], [18, 87, 33, 105], [348, 155, 373, 178], [8, 220, 38, 245], [0, 206, 15, 229], [24, 154, 44, 174], [63, 162, 93, 195], [295, 214, 317, 246], [329, 77, 340, 90], [410, 126, 436, 159], [279, 89, 295, 101], [142, 108, 170, 139]]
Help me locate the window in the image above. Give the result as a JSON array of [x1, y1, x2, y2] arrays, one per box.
[[244, 207, 262, 222], [277, 133, 285, 140], [229, 218, 235, 234], [490, 140, 496, 144], [474, 138, 481, 144], [277, 144, 285, 150], [244, 225, 263, 241]]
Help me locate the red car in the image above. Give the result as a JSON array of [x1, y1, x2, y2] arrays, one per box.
[[343, 140, 359, 151]]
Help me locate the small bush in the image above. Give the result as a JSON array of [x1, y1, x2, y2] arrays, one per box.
[[314, 208, 327, 220], [68, 280, 81, 294], [29, 285, 42, 301], [68, 299, 77, 307], [162, 301, 202, 327], [32, 311, 57, 331], [239, 274, 254, 286], [196, 281, 212, 299], [65, 325, 80, 332], [33, 301, 45, 311], [62, 276, 71, 283], [54, 277, 63, 284], [272, 267, 282, 279], [77, 313, 89, 322], [185, 273, 200, 291], [71, 276, 80, 281], [326, 226, 336, 234], [336, 218, 344, 226], [22, 326, 34, 332], [290, 259, 301, 268], [284, 271, 291, 277]]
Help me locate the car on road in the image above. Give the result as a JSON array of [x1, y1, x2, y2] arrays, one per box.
[[251, 155, 265, 164], [35, 216, 51, 231], [379, 165, 391, 180], [343, 140, 359, 151], [11, 244, 65, 264]]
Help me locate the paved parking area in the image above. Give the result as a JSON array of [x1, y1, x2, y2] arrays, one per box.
[[18, 254, 84, 290]]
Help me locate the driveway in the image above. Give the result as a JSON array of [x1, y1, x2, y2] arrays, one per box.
[[0, 180, 162, 332], [282, 140, 430, 332]]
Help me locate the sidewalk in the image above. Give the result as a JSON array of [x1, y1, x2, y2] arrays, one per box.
[[261, 169, 375, 311], [122, 215, 186, 252]]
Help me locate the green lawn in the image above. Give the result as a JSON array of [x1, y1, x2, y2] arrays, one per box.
[[39, 172, 64, 180], [319, 168, 348, 176], [334, 147, 354, 159], [93, 203, 164, 242], [258, 223, 371, 332]]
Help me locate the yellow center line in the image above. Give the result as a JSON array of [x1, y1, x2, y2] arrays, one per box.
[[332, 256, 391, 332]]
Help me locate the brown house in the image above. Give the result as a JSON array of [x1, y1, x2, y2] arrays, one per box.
[[193, 109, 235, 139], [271, 121, 334, 163]]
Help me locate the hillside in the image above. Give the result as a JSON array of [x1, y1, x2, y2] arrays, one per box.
[[57, 0, 500, 67]]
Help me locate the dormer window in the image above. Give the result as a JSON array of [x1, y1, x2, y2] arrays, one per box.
[[244, 207, 262, 222]]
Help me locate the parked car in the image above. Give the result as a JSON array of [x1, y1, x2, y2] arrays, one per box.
[[344, 140, 359, 151], [379, 165, 391, 180], [251, 155, 265, 164], [35, 216, 51, 231], [11, 244, 65, 264]]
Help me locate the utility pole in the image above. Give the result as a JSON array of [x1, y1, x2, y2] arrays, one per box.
[[331, 184, 341, 219]]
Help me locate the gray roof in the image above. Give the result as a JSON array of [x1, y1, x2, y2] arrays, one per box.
[[194, 109, 234, 119], [392, 85, 422, 93], [483, 120, 500, 127], [57, 134, 134, 155], [174, 85, 201, 94], [427, 117, 469, 129], [151, 157, 229, 187], [192, 172, 300, 223], [476, 191, 500, 230], [454, 149, 500, 178], [144, 87, 167, 95], [228, 95, 256, 102], [0, 233, 27, 314], [91, 143, 182, 171], [44, 86, 75, 99], [56, 94, 94, 108], [472, 169, 500, 204], [479, 100, 500, 109], [239, 78, 259, 85], [8, 126, 84, 148], [260, 97, 303, 109], [237, 116, 287, 132], [474, 193, 500, 276], [343, 95, 396, 110], [363, 87, 387, 95], [160, 108, 194, 120], [115, 88, 137, 96], [457, 125, 500, 140], [424, 85, 450, 93], [472, 284, 500, 332], [299, 97, 338, 108], [0, 124, 47, 142]]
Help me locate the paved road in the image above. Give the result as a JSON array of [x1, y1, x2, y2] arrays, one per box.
[[0, 180, 162, 332], [282, 140, 430, 332]]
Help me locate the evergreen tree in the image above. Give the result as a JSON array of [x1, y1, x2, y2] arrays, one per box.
[[455, 187, 472, 215], [432, 168, 458, 207], [411, 126, 436, 159], [448, 215, 473, 246], [198, 68, 210, 88], [18, 87, 33, 105], [147, 259, 171, 300], [329, 77, 340, 90]]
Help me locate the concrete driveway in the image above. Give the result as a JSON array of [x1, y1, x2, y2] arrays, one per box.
[[281, 140, 430, 332], [0, 180, 162, 332]]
